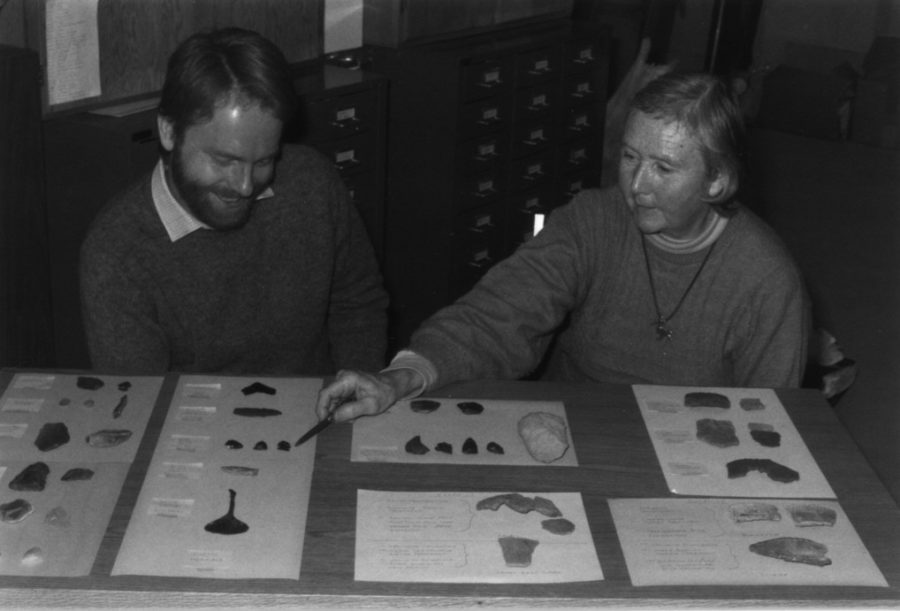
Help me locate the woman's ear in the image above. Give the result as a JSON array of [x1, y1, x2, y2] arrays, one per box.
[[704, 171, 731, 203], [157, 115, 176, 152]]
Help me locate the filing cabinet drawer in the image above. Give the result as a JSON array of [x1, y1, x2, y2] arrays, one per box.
[[450, 204, 507, 296], [304, 89, 378, 142], [509, 150, 556, 192], [564, 70, 603, 106], [313, 132, 376, 177], [515, 45, 562, 86], [565, 36, 602, 73], [564, 104, 601, 138], [511, 118, 558, 157], [458, 95, 512, 139], [506, 186, 558, 249], [455, 169, 507, 210], [558, 137, 600, 174], [460, 57, 513, 102], [456, 134, 509, 175], [514, 83, 561, 121]]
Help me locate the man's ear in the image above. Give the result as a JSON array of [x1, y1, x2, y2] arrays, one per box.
[[157, 115, 176, 152]]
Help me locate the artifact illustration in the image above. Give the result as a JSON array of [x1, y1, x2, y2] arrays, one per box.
[[610, 498, 886, 587], [356, 398, 577, 466], [633, 385, 834, 498], [355, 490, 601, 583], [204, 488, 249, 535]]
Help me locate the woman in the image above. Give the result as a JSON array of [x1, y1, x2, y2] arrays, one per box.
[[316, 71, 810, 422]]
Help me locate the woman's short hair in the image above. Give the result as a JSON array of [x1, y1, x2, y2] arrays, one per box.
[[158, 27, 297, 138], [630, 72, 746, 207]]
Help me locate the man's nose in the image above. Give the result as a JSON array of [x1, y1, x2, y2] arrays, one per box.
[[227, 164, 254, 197]]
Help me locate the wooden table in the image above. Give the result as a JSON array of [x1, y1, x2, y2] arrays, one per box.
[[1, 374, 898, 608]]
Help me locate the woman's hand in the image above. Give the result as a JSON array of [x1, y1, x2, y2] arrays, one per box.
[[315, 368, 425, 423]]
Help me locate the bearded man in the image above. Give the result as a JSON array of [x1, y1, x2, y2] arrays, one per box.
[[80, 28, 388, 375]]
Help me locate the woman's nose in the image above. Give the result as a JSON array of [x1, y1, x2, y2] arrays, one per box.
[[630, 163, 651, 194]]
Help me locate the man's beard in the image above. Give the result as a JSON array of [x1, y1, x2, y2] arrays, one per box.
[[167, 148, 257, 231]]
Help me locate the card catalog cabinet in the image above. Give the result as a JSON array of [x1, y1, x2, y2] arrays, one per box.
[[43, 64, 387, 368], [368, 21, 610, 348], [0, 46, 54, 366]]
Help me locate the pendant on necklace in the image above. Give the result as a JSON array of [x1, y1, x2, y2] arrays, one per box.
[[654, 319, 673, 341]]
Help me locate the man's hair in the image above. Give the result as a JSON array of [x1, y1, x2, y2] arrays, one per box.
[[158, 27, 297, 138], [630, 72, 746, 206]]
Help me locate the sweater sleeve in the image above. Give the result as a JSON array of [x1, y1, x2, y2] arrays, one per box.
[[730, 257, 811, 388], [80, 235, 171, 373], [409, 192, 597, 387], [322, 163, 389, 372]]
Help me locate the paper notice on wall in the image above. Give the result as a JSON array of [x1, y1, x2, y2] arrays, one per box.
[[46, 0, 101, 106]]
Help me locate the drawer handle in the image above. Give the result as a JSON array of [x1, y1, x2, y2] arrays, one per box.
[[332, 107, 360, 128], [523, 128, 547, 146], [569, 114, 591, 131], [527, 94, 549, 112], [334, 149, 360, 170], [475, 143, 499, 161], [473, 179, 497, 198], [528, 59, 552, 75], [520, 197, 542, 213], [573, 48, 595, 64], [467, 215, 494, 233], [571, 82, 594, 98], [468, 250, 493, 268], [478, 69, 504, 88]]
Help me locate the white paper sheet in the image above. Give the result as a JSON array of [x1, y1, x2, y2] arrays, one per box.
[[0, 461, 129, 576], [46, 0, 101, 106], [0, 373, 162, 464], [355, 489, 602, 583], [610, 497, 887, 587], [0, 372, 163, 576], [112, 376, 322, 579], [351, 398, 577, 466], [633, 385, 834, 498]]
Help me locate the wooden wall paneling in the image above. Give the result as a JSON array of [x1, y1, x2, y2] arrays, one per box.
[[25, 0, 324, 115], [363, 0, 573, 47], [0, 45, 54, 366]]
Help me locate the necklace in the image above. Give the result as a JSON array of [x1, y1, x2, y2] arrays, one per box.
[[641, 237, 715, 341]]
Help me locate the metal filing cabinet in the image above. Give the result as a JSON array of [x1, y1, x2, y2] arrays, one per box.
[[366, 21, 610, 348], [43, 63, 387, 368]]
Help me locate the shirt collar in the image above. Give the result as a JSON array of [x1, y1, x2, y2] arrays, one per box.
[[151, 160, 275, 243], [646, 211, 729, 254]]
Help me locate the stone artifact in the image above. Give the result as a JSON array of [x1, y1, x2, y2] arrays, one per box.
[[517, 411, 569, 463], [749, 536, 831, 566], [204, 488, 249, 535], [34, 422, 70, 452]]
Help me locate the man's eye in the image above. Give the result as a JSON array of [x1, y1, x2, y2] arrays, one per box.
[[656, 163, 673, 174]]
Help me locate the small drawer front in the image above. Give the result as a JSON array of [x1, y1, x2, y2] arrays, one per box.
[[506, 186, 558, 248], [509, 150, 556, 192], [455, 169, 507, 210], [456, 134, 509, 175], [564, 71, 602, 105], [559, 169, 593, 203], [515, 45, 562, 86], [514, 82, 560, 121], [458, 94, 512, 139], [564, 37, 601, 73], [340, 172, 382, 252], [451, 204, 507, 295], [511, 118, 557, 157], [563, 104, 600, 138], [558, 137, 600, 174], [304, 89, 378, 142], [314, 132, 375, 177], [461, 57, 513, 102]]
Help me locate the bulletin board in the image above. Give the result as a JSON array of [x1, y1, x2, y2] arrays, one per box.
[[25, 0, 324, 116]]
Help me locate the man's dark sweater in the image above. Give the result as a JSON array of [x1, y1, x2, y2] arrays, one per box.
[[80, 145, 388, 375]]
